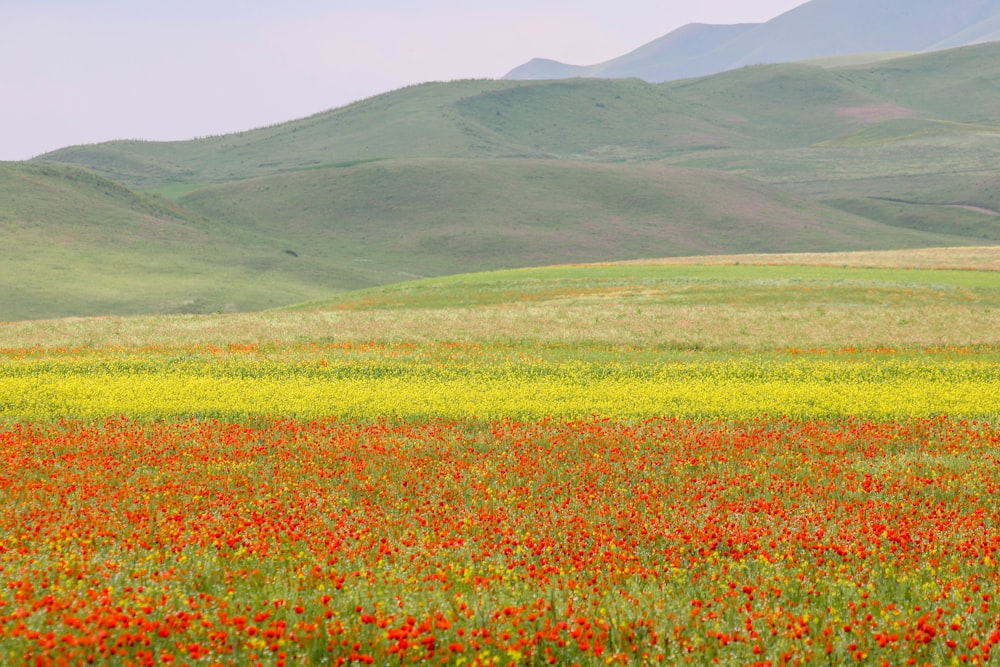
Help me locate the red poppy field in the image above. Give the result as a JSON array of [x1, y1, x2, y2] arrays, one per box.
[[2, 414, 999, 666]]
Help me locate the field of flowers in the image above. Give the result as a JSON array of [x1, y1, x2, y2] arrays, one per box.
[[1, 343, 999, 422], [0, 338, 998, 666]]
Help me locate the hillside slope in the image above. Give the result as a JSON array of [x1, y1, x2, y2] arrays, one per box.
[[35, 80, 526, 189], [176, 158, 976, 275], [0, 163, 336, 320], [2, 158, 981, 321]]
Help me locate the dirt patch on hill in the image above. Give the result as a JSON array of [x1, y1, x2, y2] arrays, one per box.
[[836, 104, 914, 122], [951, 205, 1000, 217]]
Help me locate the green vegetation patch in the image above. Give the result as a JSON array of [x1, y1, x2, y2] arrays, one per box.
[[295, 263, 1000, 311]]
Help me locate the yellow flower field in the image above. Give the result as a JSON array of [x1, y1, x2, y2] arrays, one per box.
[[2, 346, 997, 420]]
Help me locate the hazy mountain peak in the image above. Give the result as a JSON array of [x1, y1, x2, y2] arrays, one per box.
[[505, 0, 1000, 82]]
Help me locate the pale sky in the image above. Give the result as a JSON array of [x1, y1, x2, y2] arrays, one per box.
[[1, 0, 806, 161]]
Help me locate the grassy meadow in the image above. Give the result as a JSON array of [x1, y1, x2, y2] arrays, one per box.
[[2, 248, 998, 350]]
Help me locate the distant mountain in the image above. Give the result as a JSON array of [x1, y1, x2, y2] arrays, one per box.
[[506, 0, 1000, 82]]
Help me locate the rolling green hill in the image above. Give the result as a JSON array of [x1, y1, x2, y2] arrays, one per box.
[[38, 43, 1000, 188], [9, 43, 1000, 321], [0, 163, 338, 321], [36, 80, 525, 189], [3, 157, 981, 321], [175, 158, 974, 272]]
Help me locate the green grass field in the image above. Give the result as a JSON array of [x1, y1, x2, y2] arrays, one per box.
[[1, 247, 996, 351]]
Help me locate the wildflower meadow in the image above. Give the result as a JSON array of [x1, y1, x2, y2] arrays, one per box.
[[1, 263, 999, 666]]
